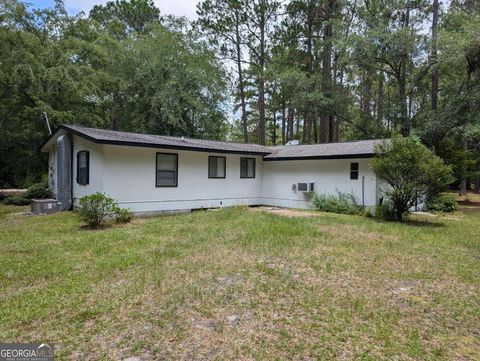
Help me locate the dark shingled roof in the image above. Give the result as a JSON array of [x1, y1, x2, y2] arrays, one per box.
[[56, 124, 271, 155], [264, 139, 383, 160], [42, 124, 383, 160]]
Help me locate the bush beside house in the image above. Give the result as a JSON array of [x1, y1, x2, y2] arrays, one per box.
[[79, 193, 133, 228], [426, 194, 458, 213], [312, 192, 363, 215], [372, 136, 454, 221]]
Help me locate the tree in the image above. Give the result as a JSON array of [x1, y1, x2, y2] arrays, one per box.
[[353, 0, 430, 137], [0, 0, 229, 187], [90, 0, 160, 34], [196, 0, 250, 143], [373, 136, 453, 221], [243, 0, 280, 145]]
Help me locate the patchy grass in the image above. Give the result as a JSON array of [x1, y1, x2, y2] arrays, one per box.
[[450, 191, 480, 205], [0, 205, 479, 360]]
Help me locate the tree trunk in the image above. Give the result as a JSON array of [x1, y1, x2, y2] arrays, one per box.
[[302, 113, 307, 144], [258, 78, 266, 145], [377, 71, 384, 125], [334, 116, 340, 141], [320, 0, 334, 143], [281, 104, 286, 145], [460, 131, 468, 196], [287, 107, 294, 141], [306, 11, 314, 144], [110, 95, 117, 130], [431, 0, 439, 112], [363, 73, 372, 116], [328, 116, 335, 142], [272, 111, 277, 145], [400, 6, 410, 137], [295, 111, 300, 138], [235, 12, 249, 144], [399, 75, 409, 136], [257, 7, 266, 145]]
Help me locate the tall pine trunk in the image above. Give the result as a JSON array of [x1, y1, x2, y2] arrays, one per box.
[[460, 133, 468, 196], [257, 7, 266, 145], [431, 0, 439, 112], [287, 107, 295, 141], [235, 11, 249, 143], [377, 71, 384, 125], [320, 0, 334, 143], [282, 104, 286, 144], [399, 6, 410, 137]]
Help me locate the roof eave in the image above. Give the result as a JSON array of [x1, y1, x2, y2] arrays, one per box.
[[263, 153, 375, 161]]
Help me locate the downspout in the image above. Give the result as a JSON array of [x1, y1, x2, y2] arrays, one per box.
[[70, 134, 74, 210], [362, 176, 365, 207]]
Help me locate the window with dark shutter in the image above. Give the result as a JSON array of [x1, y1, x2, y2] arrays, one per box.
[[209, 156, 226, 178], [240, 158, 255, 178], [350, 162, 359, 180], [77, 150, 89, 185], [156, 153, 178, 187]]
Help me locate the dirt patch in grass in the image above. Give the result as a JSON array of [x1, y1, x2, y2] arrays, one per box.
[[249, 206, 318, 218]]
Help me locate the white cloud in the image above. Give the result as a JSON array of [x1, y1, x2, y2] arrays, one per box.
[[64, 0, 199, 19]]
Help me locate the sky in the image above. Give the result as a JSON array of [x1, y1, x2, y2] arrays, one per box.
[[29, 0, 200, 19]]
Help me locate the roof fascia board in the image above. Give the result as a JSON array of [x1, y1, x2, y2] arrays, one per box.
[[263, 153, 374, 161]]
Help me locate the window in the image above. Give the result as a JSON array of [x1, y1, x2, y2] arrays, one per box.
[[350, 162, 359, 180], [240, 158, 255, 178], [156, 153, 178, 187], [76, 150, 89, 185], [209, 156, 226, 178]]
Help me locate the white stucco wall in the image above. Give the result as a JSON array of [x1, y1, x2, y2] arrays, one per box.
[[261, 158, 377, 209], [102, 145, 264, 213], [72, 135, 106, 205], [48, 135, 379, 213]]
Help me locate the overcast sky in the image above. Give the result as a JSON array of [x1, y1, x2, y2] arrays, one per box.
[[30, 0, 200, 19]]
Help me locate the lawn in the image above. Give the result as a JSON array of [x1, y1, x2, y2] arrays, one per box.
[[0, 204, 479, 360]]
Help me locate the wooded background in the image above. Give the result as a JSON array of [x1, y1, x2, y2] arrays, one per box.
[[1, 0, 479, 192]]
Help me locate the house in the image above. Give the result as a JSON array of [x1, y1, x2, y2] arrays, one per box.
[[40, 124, 384, 214]]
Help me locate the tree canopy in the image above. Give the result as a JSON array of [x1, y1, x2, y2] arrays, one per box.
[[1, 0, 479, 191], [0, 0, 226, 187]]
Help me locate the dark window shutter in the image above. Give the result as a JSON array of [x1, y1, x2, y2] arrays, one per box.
[[76, 152, 79, 183], [85, 151, 90, 184]]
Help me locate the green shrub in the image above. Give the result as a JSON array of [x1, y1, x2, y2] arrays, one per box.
[[79, 193, 117, 228], [4, 195, 30, 206], [375, 202, 398, 221], [113, 206, 133, 223], [25, 182, 52, 199], [312, 192, 362, 215], [426, 194, 458, 213], [373, 136, 453, 221]]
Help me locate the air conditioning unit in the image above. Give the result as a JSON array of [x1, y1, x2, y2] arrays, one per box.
[[297, 182, 314, 192], [31, 198, 59, 215]]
